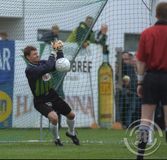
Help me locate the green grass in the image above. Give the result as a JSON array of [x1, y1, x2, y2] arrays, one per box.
[[0, 128, 166, 159]]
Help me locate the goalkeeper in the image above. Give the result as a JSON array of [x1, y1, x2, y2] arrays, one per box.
[[23, 41, 80, 146]]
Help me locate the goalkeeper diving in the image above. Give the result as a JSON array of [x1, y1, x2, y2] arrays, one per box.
[[23, 40, 80, 146]]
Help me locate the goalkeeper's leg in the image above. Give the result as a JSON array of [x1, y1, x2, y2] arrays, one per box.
[[51, 94, 80, 145], [48, 111, 63, 146], [66, 111, 80, 145]]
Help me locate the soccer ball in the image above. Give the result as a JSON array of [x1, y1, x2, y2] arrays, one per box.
[[55, 58, 71, 72]]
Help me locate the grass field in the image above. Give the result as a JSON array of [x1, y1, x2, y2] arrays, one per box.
[[0, 128, 166, 159]]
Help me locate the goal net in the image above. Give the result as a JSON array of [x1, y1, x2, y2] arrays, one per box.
[[0, 0, 155, 142], [0, 0, 108, 142]]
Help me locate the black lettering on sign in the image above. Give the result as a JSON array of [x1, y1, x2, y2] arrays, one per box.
[[83, 61, 87, 72], [72, 61, 76, 72], [88, 61, 92, 72], [71, 60, 92, 73], [78, 61, 82, 72]]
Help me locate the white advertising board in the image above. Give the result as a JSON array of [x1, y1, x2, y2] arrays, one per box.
[[13, 42, 103, 128]]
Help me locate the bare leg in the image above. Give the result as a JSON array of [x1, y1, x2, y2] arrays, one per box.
[[140, 104, 156, 125], [48, 111, 58, 125]]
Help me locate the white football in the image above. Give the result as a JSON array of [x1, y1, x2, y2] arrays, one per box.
[[55, 58, 71, 72]]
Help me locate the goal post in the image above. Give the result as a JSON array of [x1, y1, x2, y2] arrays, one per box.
[[0, 0, 155, 143], [0, 0, 108, 142]]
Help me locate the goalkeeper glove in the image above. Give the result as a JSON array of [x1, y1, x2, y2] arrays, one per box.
[[51, 40, 64, 52], [51, 40, 64, 58]]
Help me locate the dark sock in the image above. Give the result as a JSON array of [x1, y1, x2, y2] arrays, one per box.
[[136, 127, 149, 160], [137, 141, 147, 160]]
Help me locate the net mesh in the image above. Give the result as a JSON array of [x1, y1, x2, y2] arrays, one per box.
[[0, 0, 156, 142]]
